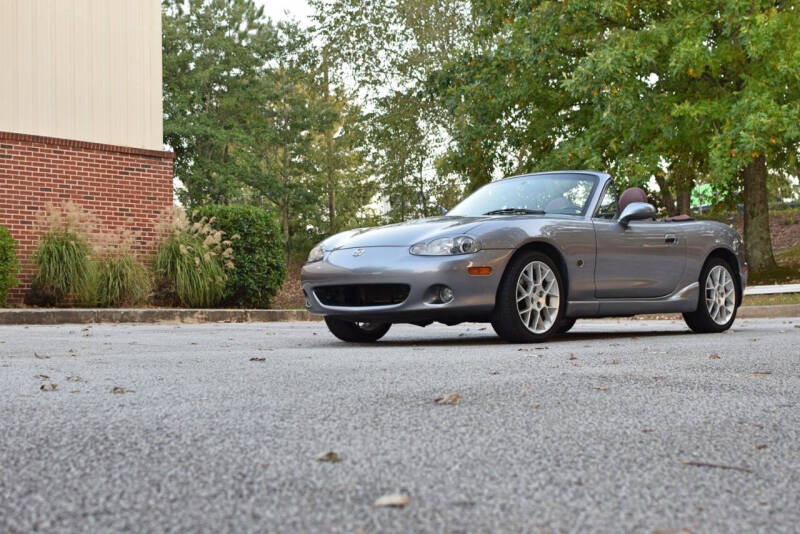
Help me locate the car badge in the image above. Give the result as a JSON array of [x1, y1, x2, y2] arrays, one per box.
[[352, 248, 365, 257]]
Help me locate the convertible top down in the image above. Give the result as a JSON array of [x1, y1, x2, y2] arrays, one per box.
[[301, 171, 747, 343]]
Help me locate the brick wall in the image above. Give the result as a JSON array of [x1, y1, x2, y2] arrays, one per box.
[[0, 131, 174, 304]]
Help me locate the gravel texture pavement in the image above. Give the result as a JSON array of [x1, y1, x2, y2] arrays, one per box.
[[1, 318, 799, 533]]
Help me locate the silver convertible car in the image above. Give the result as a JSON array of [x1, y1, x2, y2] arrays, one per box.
[[301, 171, 747, 343]]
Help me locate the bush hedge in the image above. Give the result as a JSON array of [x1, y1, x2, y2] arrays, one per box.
[[192, 205, 286, 308], [0, 226, 20, 306]]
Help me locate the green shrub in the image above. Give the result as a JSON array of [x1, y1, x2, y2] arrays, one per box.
[[155, 208, 233, 307], [0, 226, 20, 306], [192, 205, 286, 308], [32, 230, 93, 305], [91, 253, 151, 307]]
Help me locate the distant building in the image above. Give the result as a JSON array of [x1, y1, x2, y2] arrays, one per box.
[[0, 0, 174, 303]]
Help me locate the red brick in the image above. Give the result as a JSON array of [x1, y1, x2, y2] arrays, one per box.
[[0, 131, 174, 304]]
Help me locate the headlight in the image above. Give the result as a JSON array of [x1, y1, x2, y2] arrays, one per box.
[[409, 236, 479, 256], [307, 244, 324, 263]]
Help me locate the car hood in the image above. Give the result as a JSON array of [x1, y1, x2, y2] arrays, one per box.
[[323, 216, 489, 249]]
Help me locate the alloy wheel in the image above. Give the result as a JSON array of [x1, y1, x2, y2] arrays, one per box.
[[705, 265, 735, 325], [516, 260, 560, 334]]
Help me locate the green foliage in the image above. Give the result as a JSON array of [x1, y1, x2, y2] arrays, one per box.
[[0, 226, 20, 306], [91, 254, 152, 308], [32, 230, 93, 305], [155, 209, 234, 308], [192, 205, 286, 308]]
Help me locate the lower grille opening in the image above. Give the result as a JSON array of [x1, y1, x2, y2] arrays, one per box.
[[314, 284, 410, 307]]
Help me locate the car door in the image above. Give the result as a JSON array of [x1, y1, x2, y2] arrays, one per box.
[[591, 184, 686, 299]]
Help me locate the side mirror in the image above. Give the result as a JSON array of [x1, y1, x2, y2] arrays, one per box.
[[619, 202, 656, 227]]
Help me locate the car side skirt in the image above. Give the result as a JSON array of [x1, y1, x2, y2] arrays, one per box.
[[566, 282, 699, 317]]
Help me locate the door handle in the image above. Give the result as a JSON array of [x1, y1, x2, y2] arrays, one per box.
[[665, 234, 677, 245]]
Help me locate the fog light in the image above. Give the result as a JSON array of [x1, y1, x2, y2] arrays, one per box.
[[439, 286, 454, 303]]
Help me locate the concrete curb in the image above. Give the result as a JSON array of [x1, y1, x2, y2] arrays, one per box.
[[0, 308, 322, 325], [0, 305, 797, 326]]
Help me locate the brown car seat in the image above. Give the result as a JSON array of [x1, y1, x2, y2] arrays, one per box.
[[618, 187, 649, 213]]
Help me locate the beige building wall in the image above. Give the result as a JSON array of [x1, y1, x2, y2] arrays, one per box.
[[0, 0, 163, 151]]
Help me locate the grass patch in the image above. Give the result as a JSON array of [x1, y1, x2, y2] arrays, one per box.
[[742, 292, 800, 306]]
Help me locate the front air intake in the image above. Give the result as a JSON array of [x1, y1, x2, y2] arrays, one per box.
[[314, 284, 410, 307]]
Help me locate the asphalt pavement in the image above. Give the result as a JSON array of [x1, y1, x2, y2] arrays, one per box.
[[1, 318, 799, 533]]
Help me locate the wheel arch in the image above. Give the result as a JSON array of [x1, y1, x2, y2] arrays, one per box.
[[705, 247, 743, 306], [497, 240, 570, 299]]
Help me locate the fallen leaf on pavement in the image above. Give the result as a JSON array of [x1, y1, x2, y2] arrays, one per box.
[[40, 382, 57, 391], [709, 353, 720, 359], [567, 353, 577, 360], [249, 357, 266, 362], [374, 493, 410, 508], [315, 451, 341, 463], [33, 374, 49, 380], [681, 459, 752, 473], [755, 444, 768, 450], [34, 352, 49, 360], [434, 392, 460, 405], [110, 386, 135, 394], [66, 376, 83, 382], [594, 386, 608, 391]]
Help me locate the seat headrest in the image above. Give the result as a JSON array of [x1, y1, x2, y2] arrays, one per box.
[[618, 187, 648, 213]]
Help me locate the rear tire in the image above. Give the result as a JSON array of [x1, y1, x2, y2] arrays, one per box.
[[682, 258, 738, 333], [491, 251, 566, 343], [324, 317, 391, 342]]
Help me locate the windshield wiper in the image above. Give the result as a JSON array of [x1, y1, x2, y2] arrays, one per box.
[[484, 208, 546, 216]]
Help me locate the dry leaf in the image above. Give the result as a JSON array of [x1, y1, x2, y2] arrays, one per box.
[[40, 382, 57, 391], [315, 451, 341, 463], [66, 376, 83, 382], [250, 357, 266, 362], [709, 353, 720, 359], [755, 444, 768, 450], [434, 392, 460, 405], [567, 353, 577, 360], [111, 386, 135, 394], [33, 352, 49, 360], [374, 493, 410, 508], [594, 386, 609, 391]]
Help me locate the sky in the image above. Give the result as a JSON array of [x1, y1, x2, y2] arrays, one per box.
[[256, 0, 313, 23]]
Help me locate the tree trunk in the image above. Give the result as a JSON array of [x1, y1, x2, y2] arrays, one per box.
[[323, 52, 336, 234], [742, 155, 777, 273], [655, 175, 678, 216], [676, 188, 691, 215]]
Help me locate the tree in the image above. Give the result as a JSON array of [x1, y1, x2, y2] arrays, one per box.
[[430, 0, 800, 274], [162, 0, 276, 206]]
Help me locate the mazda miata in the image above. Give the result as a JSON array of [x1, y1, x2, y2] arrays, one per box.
[[301, 171, 747, 343]]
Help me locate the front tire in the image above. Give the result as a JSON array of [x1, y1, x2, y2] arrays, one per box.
[[491, 251, 566, 343], [324, 317, 391, 342], [554, 317, 577, 334], [683, 258, 738, 333]]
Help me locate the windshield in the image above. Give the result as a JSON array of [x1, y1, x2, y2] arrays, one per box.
[[447, 173, 598, 217]]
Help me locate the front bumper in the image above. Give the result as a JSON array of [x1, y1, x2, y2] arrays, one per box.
[[300, 247, 513, 322]]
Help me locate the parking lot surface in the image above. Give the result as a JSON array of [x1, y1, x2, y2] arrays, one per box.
[[1, 318, 799, 533]]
